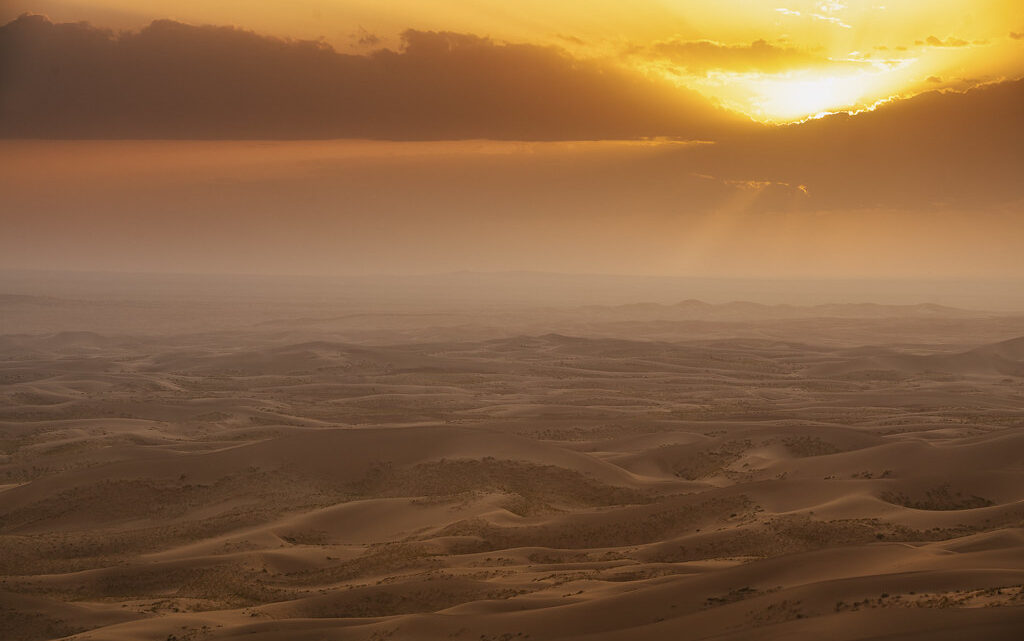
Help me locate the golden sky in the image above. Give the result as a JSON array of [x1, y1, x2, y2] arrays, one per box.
[[0, 3, 1021, 281], [4, 0, 1023, 121]]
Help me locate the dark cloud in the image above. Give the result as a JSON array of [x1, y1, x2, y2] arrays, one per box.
[[0, 14, 748, 140], [642, 38, 838, 75], [1, 13, 1019, 214], [693, 79, 1024, 209]]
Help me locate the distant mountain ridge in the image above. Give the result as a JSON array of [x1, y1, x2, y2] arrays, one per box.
[[575, 300, 985, 321]]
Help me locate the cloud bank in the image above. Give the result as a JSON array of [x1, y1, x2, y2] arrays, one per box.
[[0, 15, 748, 140], [1, 14, 1021, 211]]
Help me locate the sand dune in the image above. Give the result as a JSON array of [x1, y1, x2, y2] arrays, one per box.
[[1, 299, 1022, 640]]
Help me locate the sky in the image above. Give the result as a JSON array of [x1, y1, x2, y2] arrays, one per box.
[[0, 2, 1022, 281], [4, 0, 1023, 121]]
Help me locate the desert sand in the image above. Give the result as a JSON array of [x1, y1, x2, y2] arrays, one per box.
[[1, 275, 1023, 640]]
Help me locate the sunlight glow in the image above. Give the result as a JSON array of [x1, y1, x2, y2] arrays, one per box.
[[678, 54, 921, 122], [750, 72, 875, 119]]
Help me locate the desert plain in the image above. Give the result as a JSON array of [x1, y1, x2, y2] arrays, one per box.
[[1, 273, 1023, 641]]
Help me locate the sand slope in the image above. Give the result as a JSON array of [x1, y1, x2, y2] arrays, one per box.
[[2, 308, 1022, 640]]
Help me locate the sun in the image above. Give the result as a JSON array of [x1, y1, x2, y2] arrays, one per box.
[[683, 57, 922, 123], [750, 72, 876, 120]]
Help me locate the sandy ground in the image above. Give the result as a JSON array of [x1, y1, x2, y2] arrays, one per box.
[[1, 289, 1022, 640]]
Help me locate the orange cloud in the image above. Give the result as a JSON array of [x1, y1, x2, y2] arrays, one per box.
[[923, 35, 971, 47], [640, 38, 848, 75]]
